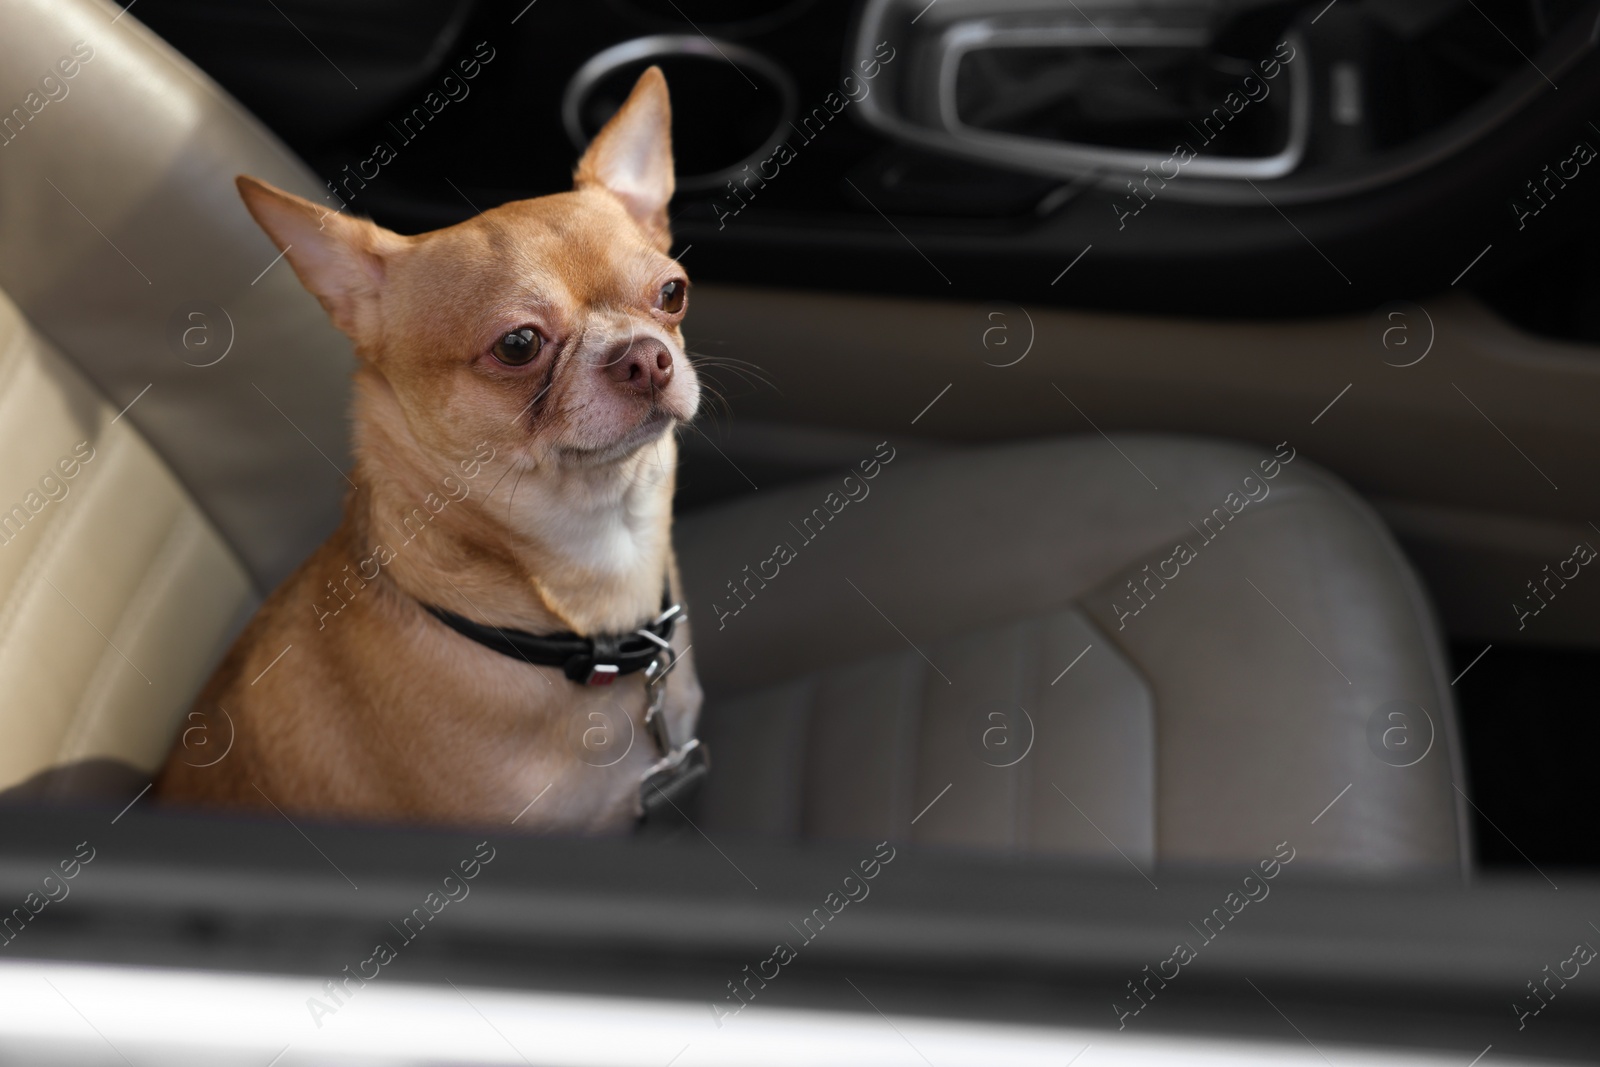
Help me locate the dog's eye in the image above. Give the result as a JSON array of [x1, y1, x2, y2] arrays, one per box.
[[656, 280, 686, 315], [492, 328, 542, 366]]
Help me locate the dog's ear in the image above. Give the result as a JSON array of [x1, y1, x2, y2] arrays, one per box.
[[574, 66, 674, 249], [235, 175, 408, 344]]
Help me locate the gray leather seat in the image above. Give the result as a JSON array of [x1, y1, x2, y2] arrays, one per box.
[[677, 435, 1472, 874]]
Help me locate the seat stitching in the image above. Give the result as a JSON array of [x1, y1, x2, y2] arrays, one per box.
[[0, 322, 32, 405], [1067, 603, 1160, 865], [897, 647, 927, 843], [1095, 481, 1323, 596], [1281, 461, 1473, 874], [791, 671, 819, 838], [0, 427, 132, 657], [1009, 617, 1032, 853], [57, 506, 198, 765]]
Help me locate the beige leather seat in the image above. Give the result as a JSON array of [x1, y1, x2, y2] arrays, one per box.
[[0, 0, 1472, 876], [0, 290, 249, 792], [0, 0, 352, 794]]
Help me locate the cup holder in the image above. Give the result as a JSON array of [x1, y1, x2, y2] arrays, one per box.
[[564, 36, 796, 193]]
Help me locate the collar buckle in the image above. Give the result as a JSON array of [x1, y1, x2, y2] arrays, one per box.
[[583, 663, 620, 686]]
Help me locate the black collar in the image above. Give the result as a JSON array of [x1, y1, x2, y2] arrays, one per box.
[[420, 579, 709, 832], [422, 584, 681, 686]]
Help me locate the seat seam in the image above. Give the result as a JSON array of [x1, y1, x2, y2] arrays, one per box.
[[1232, 457, 1470, 872], [1285, 463, 1473, 875], [0, 428, 135, 657], [1085, 473, 1464, 873], [1096, 482, 1324, 597], [57, 505, 200, 766], [0, 322, 32, 404], [792, 671, 820, 838], [1067, 601, 1160, 866], [1012, 617, 1035, 853], [898, 649, 927, 844]]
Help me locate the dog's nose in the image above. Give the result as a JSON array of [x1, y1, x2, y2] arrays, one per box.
[[603, 337, 673, 393]]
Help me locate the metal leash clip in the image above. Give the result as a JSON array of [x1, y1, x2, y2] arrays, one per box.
[[634, 619, 711, 827], [633, 607, 678, 758], [641, 651, 673, 756]]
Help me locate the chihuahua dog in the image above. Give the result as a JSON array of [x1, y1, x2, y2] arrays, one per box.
[[156, 69, 704, 831]]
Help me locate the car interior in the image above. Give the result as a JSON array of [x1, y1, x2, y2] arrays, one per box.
[[0, 0, 1597, 1062]]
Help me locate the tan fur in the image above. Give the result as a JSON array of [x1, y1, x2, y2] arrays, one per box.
[[156, 69, 704, 830]]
